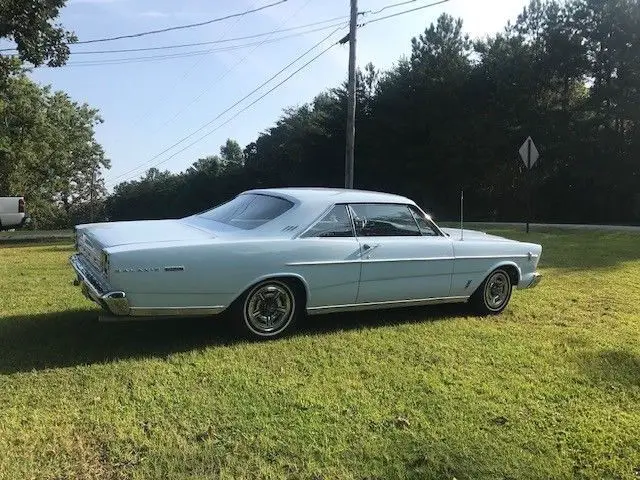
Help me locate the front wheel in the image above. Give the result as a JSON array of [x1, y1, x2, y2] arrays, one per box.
[[235, 279, 300, 339], [470, 268, 513, 315]]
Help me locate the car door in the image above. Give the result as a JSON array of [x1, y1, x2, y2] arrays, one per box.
[[350, 203, 454, 304], [292, 204, 361, 309]]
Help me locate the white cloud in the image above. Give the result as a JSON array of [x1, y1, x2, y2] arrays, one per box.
[[138, 10, 171, 18]]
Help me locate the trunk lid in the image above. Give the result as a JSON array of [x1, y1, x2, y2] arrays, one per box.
[[77, 219, 214, 248]]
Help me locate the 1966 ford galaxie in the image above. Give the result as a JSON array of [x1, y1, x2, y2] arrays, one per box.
[[71, 188, 542, 339]]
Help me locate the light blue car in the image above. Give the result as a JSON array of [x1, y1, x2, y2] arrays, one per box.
[[71, 188, 542, 339]]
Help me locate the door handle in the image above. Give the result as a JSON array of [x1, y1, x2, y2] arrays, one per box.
[[361, 243, 380, 254]]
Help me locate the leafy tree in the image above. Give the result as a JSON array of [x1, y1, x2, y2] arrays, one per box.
[[220, 139, 244, 171], [187, 156, 221, 177], [0, 73, 109, 227], [0, 0, 76, 80]]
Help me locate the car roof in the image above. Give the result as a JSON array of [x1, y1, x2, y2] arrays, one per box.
[[243, 187, 416, 207]]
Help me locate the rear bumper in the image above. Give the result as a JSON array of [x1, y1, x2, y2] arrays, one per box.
[[70, 254, 130, 315]]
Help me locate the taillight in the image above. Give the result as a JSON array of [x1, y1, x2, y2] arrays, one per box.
[[18, 198, 25, 213]]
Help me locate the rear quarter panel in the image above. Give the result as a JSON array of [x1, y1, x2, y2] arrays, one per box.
[[105, 238, 362, 311]]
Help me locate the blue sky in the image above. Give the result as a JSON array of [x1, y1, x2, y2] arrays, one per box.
[[26, 0, 529, 189]]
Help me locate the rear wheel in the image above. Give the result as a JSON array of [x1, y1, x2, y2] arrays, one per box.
[[470, 268, 513, 315], [234, 279, 300, 339]]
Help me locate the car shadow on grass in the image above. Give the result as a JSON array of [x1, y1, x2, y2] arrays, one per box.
[[579, 349, 640, 388], [0, 304, 468, 374]]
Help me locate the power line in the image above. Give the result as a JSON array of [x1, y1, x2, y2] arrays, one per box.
[[360, 0, 450, 26], [120, 2, 254, 141], [58, 23, 346, 67], [110, 42, 340, 183], [106, 0, 452, 185], [368, 0, 424, 15], [105, 27, 344, 184], [145, 0, 315, 142], [58, 16, 350, 55], [0, 0, 445, 57], [0, 0, 435, 54], [76, 0, 289, 46], [33, 0, 442, 67]]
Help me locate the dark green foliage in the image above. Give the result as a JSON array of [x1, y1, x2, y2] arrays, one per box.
[[108, 1, 640, 224], [0, 73, 109, 228], [0, 0, 76, 80]]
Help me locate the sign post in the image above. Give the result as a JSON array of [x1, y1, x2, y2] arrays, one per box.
[[518, 137, 539, 233]]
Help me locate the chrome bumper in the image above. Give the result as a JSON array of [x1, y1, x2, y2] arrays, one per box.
[[528, 272, 542, 288], [70, 254, 130, 316]]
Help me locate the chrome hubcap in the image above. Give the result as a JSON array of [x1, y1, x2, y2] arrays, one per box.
[[484, 271, 510, 310], [245, 283, 294, 334]]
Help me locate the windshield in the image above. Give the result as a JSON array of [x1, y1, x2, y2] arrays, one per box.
[[196, 194, 293, 230]]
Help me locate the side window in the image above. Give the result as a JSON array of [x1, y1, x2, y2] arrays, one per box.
[[409, 206, 440, 236], [350, 204, 421, 237], [301, 205, 354, 238]]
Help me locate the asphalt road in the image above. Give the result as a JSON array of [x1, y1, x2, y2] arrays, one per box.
[[440, 222, 640, 233], [0, 230, 74, 243]]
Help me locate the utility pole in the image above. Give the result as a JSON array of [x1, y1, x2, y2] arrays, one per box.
[[344, 0, 357, 189]]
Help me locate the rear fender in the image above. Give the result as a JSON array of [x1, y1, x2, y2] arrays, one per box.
[[227, 272, 311, 310]]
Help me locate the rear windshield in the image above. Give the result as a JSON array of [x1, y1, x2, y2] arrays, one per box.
[[197, 194, 293, 230]]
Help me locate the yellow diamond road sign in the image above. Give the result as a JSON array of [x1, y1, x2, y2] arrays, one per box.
[[519, 137, 539, 169]]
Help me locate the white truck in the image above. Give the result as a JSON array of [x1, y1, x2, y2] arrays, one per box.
[[0, 197, 29, 230]]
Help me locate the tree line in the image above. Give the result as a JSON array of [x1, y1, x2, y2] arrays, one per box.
[[108, 0, 640, 225], [2, 0, 639, 227]]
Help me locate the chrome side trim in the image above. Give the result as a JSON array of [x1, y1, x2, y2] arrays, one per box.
[[459, 255, 529, 260], [307, 296, 469, 315], [287, 259, 361, 266], [362, 256, 455, 263], [288, 256, 455, 266], [129, 306, 225, 316], [291, 255, 532, 266]]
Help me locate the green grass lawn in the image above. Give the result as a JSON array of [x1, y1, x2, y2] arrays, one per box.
[[0, 230, 639, 479]]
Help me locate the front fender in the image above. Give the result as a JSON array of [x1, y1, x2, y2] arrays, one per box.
[[478, 261, 523, 287]]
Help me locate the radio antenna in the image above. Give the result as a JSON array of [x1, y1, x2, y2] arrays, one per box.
[[460, 190, 464, 241]]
